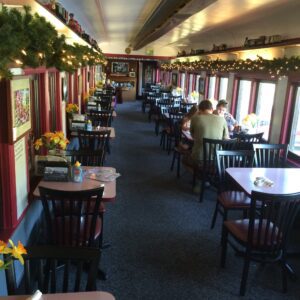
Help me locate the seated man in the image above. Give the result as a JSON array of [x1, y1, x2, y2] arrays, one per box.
[[190, 100, 229, 163], [214, 99, 238, 132], [183, 100, 229, 193]]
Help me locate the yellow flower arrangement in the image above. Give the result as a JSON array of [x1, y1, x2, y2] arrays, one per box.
[[243, 113, 259, 128], [89, 87, 96, 96], [66, 103, 79, 114], [176, 86, 183, 92], [0, 240, 27, 270], [191, 90, 199, 98], [34, 131, 69, 151]]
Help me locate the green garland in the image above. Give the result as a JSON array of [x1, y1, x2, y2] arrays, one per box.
[[161, 56, 300, 77], [0, 6, 106, 78]]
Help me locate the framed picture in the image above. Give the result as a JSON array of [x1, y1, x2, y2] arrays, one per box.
[[129, 72, 135, 77], [111, 62, 129, 74], [10, 78, 31, 143], [172, 73, 178, 86], [199, 78, 205, 94]]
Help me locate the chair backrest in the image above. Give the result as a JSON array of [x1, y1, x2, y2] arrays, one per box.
[[78, 129, 111, 154], [89, 110, 113, 127], [216, 150, 255, 189], [65, 149, 105, 166], [39, 186, 104, 247], [253, 143, 288, 168], [202, 138, 239, 186], [247, 191, 300, 254], [238, 132, 264, 143], [5, 245, 100, 295]]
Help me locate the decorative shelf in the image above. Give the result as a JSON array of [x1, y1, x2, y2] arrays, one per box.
[[4, 0, 92, 48], [176, 38, 300, 59]]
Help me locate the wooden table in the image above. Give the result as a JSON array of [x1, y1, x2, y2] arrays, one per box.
[[2, 291, 115, 300], [71, 127, 116, 138], [226, 167, 300, 196], [33, 167, 116, 202]]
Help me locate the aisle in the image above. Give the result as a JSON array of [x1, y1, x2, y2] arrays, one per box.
[[100, 101, 300, 300]]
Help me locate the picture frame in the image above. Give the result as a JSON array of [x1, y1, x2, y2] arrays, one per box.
[[172, 73, 178, 86], [198, 78, 205, 94], [10, 78, 31, 143], [129, 72, 135, 77], [111, 62, 129, 75]]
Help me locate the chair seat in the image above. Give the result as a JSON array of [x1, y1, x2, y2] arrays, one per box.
[[218, 191, 251, 208], [224, 219, 281, 247], [174, 145, 190, 154]]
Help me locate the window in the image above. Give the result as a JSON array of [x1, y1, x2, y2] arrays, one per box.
[[195, 75, 201, 93], [208, 76, 216, 100], [290, 86, 300, 156], [255, 82, 276, 139], [180, 73, 186, 91], [219, 77, 228, 100], [235, 80, 251, 124]]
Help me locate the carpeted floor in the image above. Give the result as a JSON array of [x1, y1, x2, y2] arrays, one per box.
[[99, 101, 300, 300]]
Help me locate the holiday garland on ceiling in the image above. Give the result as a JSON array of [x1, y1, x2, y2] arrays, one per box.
[[161, 56, 300, 77], [0, 6, 106, 79]]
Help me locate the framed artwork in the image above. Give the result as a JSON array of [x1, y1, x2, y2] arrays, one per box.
[[199, 78, 205, 94], [111, 62, 129, 74], [10, 78, 31, 143], [172, 73, 178, 86], [129, 72, 135, 77]]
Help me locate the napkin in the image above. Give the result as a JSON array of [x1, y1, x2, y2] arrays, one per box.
[[254, 176, 274, 187], [26, 290, 42, 300]]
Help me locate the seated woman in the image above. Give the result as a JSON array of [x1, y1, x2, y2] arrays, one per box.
[[213, 99, 238, 132], [181, 105, 198, 131], [179, 105, 198, 150]]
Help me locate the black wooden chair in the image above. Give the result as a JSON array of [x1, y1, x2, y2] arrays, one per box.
[[196, 138, 238, 202], [65, 149, 106, 166], [170, 120, 189, 178], [5, 245, 100, 294], [210, 150, 255, 229], [89, 110, 113, 127], [235, 132, 264, 150], [78, 129, 111, 156], [220, 191, 300, 296], [39, 186, 104, 248], [253, 143, 288, 167]]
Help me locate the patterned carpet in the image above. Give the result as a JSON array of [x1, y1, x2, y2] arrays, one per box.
[[99, 101, 300, 300]]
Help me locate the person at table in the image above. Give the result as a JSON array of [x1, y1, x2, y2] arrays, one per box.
[[190, 100, 229, 162], [213, 99, 238, 132], [181, 104, 198, 131]]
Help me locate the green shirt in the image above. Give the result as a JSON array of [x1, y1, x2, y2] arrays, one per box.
[[190, 114, 229, 162]]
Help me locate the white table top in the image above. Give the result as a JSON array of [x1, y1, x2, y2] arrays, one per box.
[[33, 167, 116, 202], [226, 168, 300, 196], [2, 291, 115, 300]]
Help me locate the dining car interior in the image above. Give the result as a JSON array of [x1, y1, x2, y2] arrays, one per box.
[[1, 0, 300, 299]]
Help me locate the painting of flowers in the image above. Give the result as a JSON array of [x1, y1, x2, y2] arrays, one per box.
[[11, 78, 31, 142]]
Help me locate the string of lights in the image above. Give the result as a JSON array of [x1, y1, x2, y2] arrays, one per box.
[[160, 56, 300, 77]]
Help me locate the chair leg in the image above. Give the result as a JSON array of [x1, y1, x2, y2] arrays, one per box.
[[155, 120, 159, 136], [281, 260, 288, 293], [176, 153, 181, 178], [199, 180, 206, 202], [211, 201, 219, 229], [239, 251, 251, 296], [170, 151, 176, 171], [220, 225, 228, 268]]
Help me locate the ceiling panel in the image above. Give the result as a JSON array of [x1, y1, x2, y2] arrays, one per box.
[[58, 0, 300, 56]]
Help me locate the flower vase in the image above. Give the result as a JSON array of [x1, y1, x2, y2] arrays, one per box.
[[48, 149, 57, 156]]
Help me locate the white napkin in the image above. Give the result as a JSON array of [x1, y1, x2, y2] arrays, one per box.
[[254, 176, 274, 187], [26, 290, 42, 300]]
